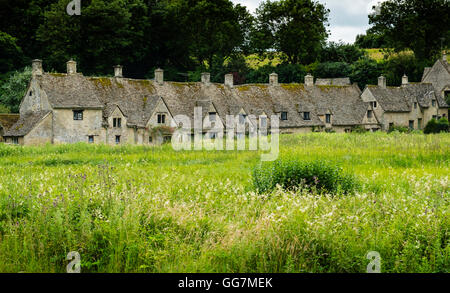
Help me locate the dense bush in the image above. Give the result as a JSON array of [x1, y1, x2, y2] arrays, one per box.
[[424, 118, 449, 134], [253, 159, 359, 195], [388, 125, 410, 133]]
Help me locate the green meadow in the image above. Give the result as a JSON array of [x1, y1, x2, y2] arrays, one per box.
[[0, 133, 448, 273]]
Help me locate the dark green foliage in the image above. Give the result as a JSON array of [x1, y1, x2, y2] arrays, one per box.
[[349, 58, 383, 90], [369, 0, 450, 62], [383, 53, 428, 86], [319, 42, 365, 63], [0, 31, 24, 73], [314, 62, 352, 78], [425, 118, 449, 134], [355, 33, 387, 49], [0, 67, 32, 113], [388, 125, 410, 133], [253, 159, 359, 195]]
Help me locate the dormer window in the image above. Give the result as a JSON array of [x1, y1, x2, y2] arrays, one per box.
[[326, 114, 331, 124], [370, 101, 377, 108], [157, 114, 166, 124], [303, 112, 311, 121], [73, 110, 83, 121], [113, 118, 122, 128], [29, 91, 32, 96], [209, 112, 216, 122], [367, 110, 373, 119], [281, 112, 288, 121], [414, 102, 418, 109], [432, 100, 436, 107]]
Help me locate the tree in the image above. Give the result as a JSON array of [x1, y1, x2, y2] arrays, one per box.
[[0, 104, 11, 113], [314, 62, 352, 78], [0, 67, 32, 113], [319, 42, 365, 63], [350, 57, 383, 90], [251, 0, 329, 65], [0, 31, 24, 73], [355, 32, 387, 49], [383, 52, 425, 86], [369, 0, 450, 62]]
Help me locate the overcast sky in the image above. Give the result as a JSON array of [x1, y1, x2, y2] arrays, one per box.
[[231, 0, 384, 44]]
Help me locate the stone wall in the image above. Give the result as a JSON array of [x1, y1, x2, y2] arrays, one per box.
[[24, 112, 53, 145], [53, 109, 105, 144]]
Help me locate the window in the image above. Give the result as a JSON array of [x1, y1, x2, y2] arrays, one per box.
[[163, 136, 171, 143], [12, 137, 18, 145], [432, 115, 437, 120], [239, 114, 247, 124], [149, 136, 153, 143], [209, 112, 216, 122], [325, 114, 331, 124], [113, 118, 122, 128], [418, 118, 422, 129], [115, 135, 121, 144], [367, 110, 373, 119], [432, 100, 436, 107], [260, 117, 267, 128], [414, 102, 418, 109], [281, 112, 288, 121], [409, 120, 414, 130], [370, 101, 377, 108], [88, 136, 94, 144], [73, 110, 83, 121], [29, 91, 32, 96], [157, 114, 166, 124], [445, 91, 450, 101], [389, 123, 394, 130], [303, 112, 311, 121]]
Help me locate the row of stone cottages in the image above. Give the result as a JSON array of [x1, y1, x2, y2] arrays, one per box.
[[0, 55, 448, 145]]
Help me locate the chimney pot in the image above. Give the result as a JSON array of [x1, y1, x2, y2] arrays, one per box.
[[224, 74, 234, 88], [32, 59, 43, 76], [67, 60, 77, 75], [402, 74, 409, 86], [443, 51, 447, 63], [305, 73, 314, 87], [155, 68, 164, 85], [378, 75, 386, 88], [114, 65, 123, 78], [269, 72, 278, 86], [201, 72, 211, 85]]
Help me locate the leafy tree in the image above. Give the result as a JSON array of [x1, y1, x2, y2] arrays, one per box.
[[0, 67, 32, 113], [383, 52, 426, 86], [0, 31, 24, 73], [314, 62, 352, 78], [251, 0, 329, 64], [355, 32, 387, 49], [350, 58, 382, 90], [369, 0, 450, 62], [319, 42, 365, 63], [437, 117, 449, 133]]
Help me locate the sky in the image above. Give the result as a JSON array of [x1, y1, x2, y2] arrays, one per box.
[[231, 0, 385, 44]]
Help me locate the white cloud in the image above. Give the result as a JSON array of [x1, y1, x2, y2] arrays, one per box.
[[231, 0, 387, 44]]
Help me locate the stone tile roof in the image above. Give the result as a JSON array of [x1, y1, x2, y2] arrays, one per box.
[[368, 83, 447, 112], [3, 111, 51, 137], [0, 114, 20, 131], [26, 74, 372, 131], [315, 78, 351, 86]]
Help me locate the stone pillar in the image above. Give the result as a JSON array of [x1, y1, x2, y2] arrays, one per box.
[[32, 59, 43, 76], [201, 72, 210, 85], [378, 75, 386, 88], [155, 68, 164, 85], [114, 65, 123, 78], [225, 74, 234, 88], [269, 72, 278, 86], [305, 73, 314, 87], [67, 60, 77, 75]]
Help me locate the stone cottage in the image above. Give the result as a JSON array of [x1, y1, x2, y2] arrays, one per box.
[[3, 59, 381, 145]]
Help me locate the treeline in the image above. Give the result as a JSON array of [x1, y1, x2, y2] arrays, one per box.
[[0, 0, 449, 113]]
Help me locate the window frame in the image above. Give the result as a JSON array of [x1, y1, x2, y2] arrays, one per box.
[[325, 114, 331, 124], [303, 112, 311, 121], [73, 110, 84, 121], [367, 110, 373, 119], [157, 114, 166, 124], [209, 112, 217, 122], [281, 112, 288, 121], [115, 135, 121, 144], [113, 118, 122, 128], [12, 137, 19, 145], [432, 100, 436, 107], [88, 136, 94, 144]]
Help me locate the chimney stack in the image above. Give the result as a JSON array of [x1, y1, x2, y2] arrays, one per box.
[[402, 74, 409, 86], [269, 72, 278, 86], [225, 74, 234, 88], [155, 68, 164, 85], [305, 73, 314, 87], [378, 75, 386, 88], [32, 59, 43, 76], [67, 60, 77, 75], [201, 72, 210, 85], [114, 65, 123, 78], [443, 51, 447, 63]]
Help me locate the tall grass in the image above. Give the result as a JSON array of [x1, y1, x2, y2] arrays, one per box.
[[0, 133, 448, 273]]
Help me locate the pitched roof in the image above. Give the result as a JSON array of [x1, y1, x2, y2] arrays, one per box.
[[315, 78, 351, 86], [0, 114, 20, 131], [3, 111, 51, 137], [367, 86, 411, 112], [29, 73, 371, 129]]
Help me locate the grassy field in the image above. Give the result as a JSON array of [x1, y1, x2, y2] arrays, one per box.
[[0, 133, 448, 273]]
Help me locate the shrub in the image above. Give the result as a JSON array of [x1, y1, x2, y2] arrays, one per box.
[[388, 124, 409, 133], [423, 118, 448, 134], [253, 159, 359, 195], [351, 126, 367, 133]]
